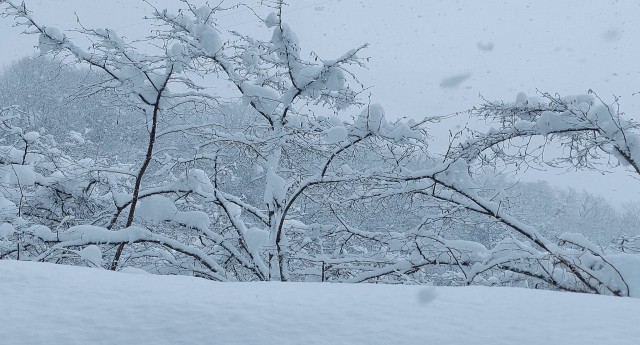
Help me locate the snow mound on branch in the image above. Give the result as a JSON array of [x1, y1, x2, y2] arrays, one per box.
[[0, 146, 25, 164], [386, 122, 423, 142], [1, 261, 640, 345], [0, 223, 15, 239], [173, 211, 211, 230], [135, 196, 211, 230], [195, 5, 213, 22], [605, 254, 640, 298], [241, 82, 280, 115], [173, 169, 215, 194], [38, 27, 64, 53], [227, 202, 242, 218], [59, 225, 149, 244], [23, 131, 40, 142], [354, 103, 386, 134], [244, 227, 269, 253], [0, 197, 18, 221], [265, 12, 279, 28], [32, 225, 56, 241], [324, 126, 348, 144], [264, 168, 287, 205], [136, 195, 177, 224], [78, 245, 103, 267], [0, 164, 40, 185], [168, 43, 187, 73], [167, 9, 221, 55], [197, 25, 221, 55], [350, 104, 422, 141]]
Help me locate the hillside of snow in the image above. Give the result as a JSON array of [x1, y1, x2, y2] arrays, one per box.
[[1, 261, 639, 345]]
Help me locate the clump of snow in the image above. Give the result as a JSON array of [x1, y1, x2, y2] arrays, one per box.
[[327, 116, 343, 127], [0, 223, 15, 239], [78, 245, 103, 267], [439, 159, 477, 192], [514, 120, 535, 131], [168, 43, 187, 73], [292, 65, 322, 88], [173, 211, 211, 230], [166, 10, 221, 56], [561, 94, 594, 106], [175, 169, 215, 194], [355, 104, 386, 134], [559, 232, 603, 254], [0, 164, 39, 185], [285, 114, 302, 128], [605, 254, 640, 297], [265, 12, 279, 28], [32, 225, 56, 241], [534, 110, 561, 135], [241, 47, 260, 71], [0, 146, 25, 164], [386, 122, 423, 142], [0, 197, 18, 221], [264, 168, 287, 205], [322, 66, 346, 91], [241, 82, 280, 116], [324, 126, 348, 144], [22, 131, 40, 142], [68, 130, 85, 144], [77, 158, 94, 168], [169, 43, 185, 58], [136, 195, 177, 224], [198, 25, 221, 55], [38, 27, 64, 54], [341, 164, 354, 174], [227, 202, 242, 218], [195, 5, 213, 22], [244, 227, 269, 251], [515, 92, 528, 106], [58, 225, 151, 245]]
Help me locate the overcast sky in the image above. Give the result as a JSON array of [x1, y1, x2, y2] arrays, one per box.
[[1, 0, 639, 204]]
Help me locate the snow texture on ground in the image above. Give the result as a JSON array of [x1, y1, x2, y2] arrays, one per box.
[[1, 261, 639, 345]]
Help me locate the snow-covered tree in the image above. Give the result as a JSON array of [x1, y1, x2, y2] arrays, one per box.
[[1, 0, 638, 296]]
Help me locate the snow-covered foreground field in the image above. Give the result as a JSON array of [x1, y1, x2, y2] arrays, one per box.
[[2, 261, 639, 345]]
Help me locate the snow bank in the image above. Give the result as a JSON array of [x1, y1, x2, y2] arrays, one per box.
[[1, 261, 639, 345]]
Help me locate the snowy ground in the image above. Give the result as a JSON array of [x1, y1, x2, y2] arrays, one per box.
[[2, 261, 639, 345]]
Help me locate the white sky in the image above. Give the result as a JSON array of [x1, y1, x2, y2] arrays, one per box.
[[1, 0, 639, 204]]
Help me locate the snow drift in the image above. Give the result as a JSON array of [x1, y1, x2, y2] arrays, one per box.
[[1, 261, 639, 345]]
